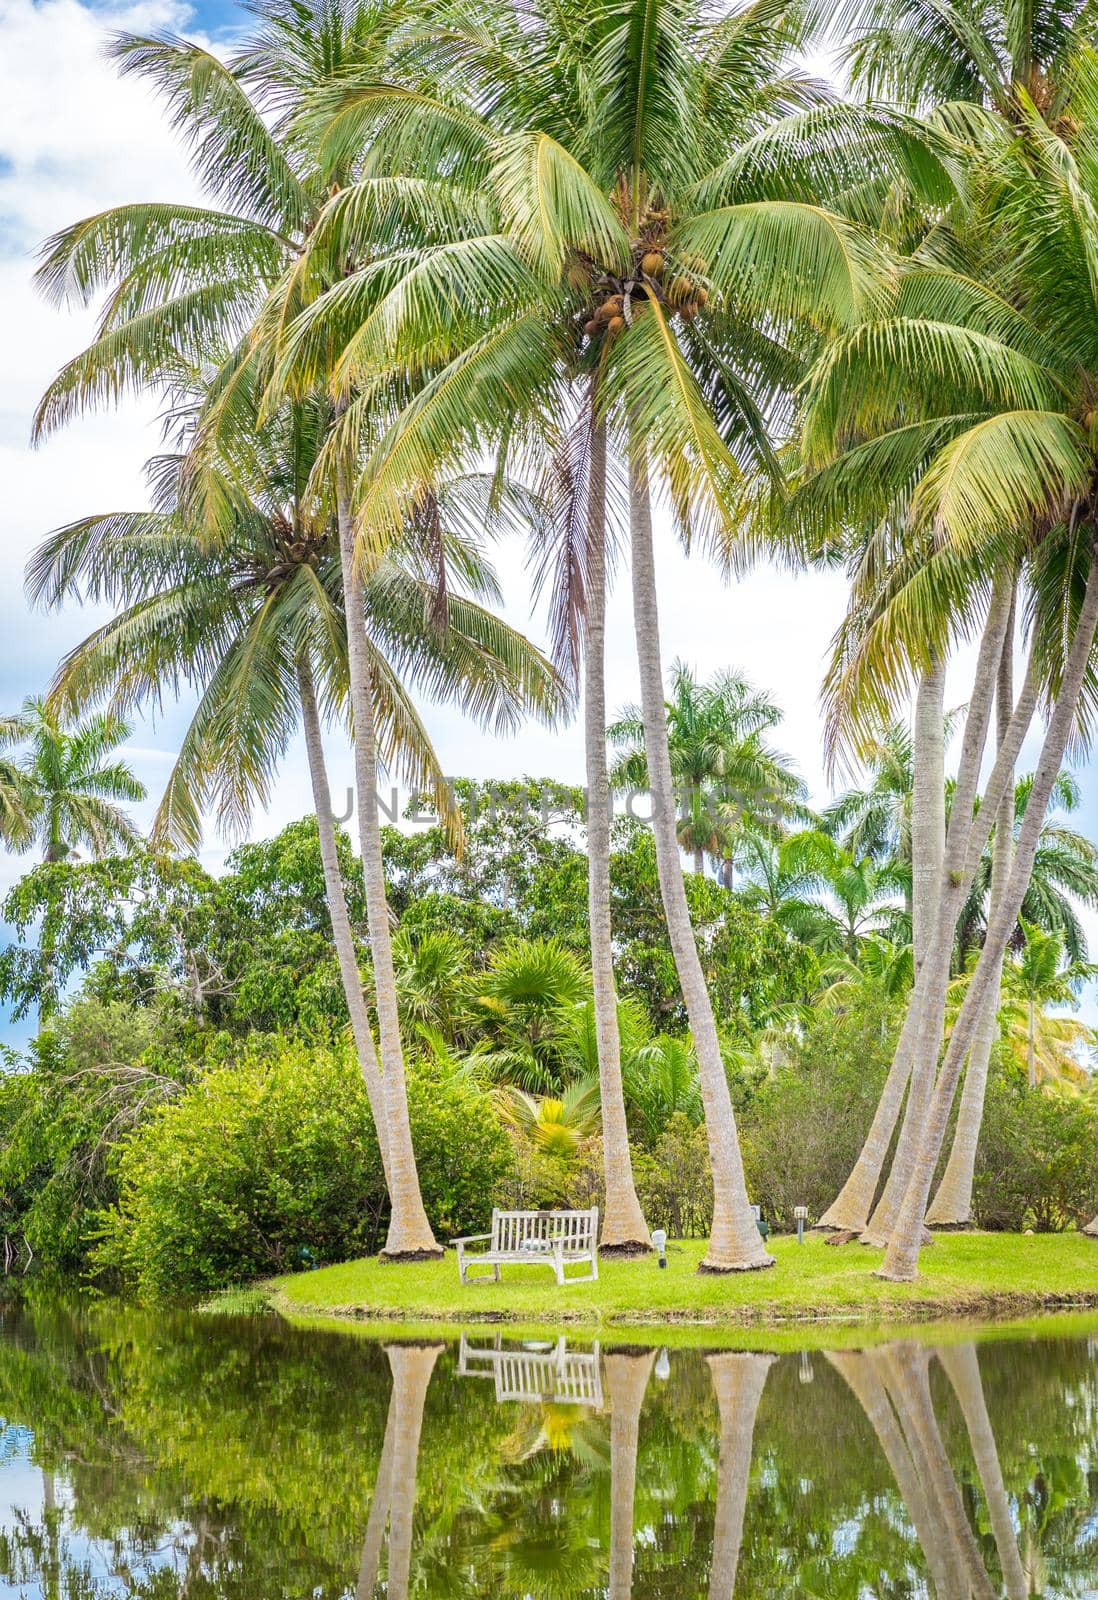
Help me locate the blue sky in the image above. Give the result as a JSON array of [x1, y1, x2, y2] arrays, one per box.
[[2, 0, 1097, 1048]]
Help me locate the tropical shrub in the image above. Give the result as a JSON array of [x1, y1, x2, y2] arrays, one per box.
[[739, 994, 897, 1227], [974, 1068, 1098, 1231], [94, 1044, 512, 1295], [633, 1115, 714, 1239]]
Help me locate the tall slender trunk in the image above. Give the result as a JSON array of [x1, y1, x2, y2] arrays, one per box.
[[298, 657, 391, 1188], [381, 1343, 441, 1600], [816, 659, 945, 1233], [628, 447, 771, 1272], [586, 419, 650, 1254], [881, 534, 1098, 1281], [827, 1349, 960, 1599], [883, 1345, 997, 1600], [863, 574, 1023, 1246], [337, 476, 440, 1260], [939, 1344, 1028, 1600], [356, 1376, 397, 1600], [606, 1350, 655, 1600], [693, 846, 705, 875], [705, 1354, 774, 1600], [928, 606, 1015, 1228]]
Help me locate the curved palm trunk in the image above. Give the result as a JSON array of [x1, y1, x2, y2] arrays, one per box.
[[337, 481, 440, 1260], [864, 578, 1020, 1247], [356, 1369, 398, 1600], [705, 1353, 774, 1600], [1084, 1214, 1098, 1236], [939, 1343, 1028, 1600], [929, 615, 1015, 1229], [606, 1349, 655, 1600], [883, 1345, 997, 1600], [586, 420, 650, 1255], [298, 657, 391, 1189], [817, 660, 945, 1233], [827, 1348, 960, 1599], [881, 536, 1098, 1280], [628, 448, 771, 1272], [381, 1343, 442, 1600]]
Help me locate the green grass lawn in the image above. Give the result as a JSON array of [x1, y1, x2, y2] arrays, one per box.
[[271, 1231, 1098, 1334]]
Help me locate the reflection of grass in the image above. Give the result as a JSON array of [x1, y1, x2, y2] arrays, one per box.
[[271, 1232, 1098, 1340]]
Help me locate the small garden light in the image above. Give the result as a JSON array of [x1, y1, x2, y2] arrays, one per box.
[[794, 1206, 809, 1244], [651, 1228, 668, 1267]]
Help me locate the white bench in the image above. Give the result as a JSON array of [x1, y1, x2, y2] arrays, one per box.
[[457, 1333, 604, 1405], [453, 1207, 599, 1287]]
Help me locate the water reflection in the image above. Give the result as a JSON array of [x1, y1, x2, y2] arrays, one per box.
[[0, 1298, 1096, 1598]]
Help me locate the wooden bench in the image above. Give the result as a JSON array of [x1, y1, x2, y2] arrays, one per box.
[[453, 1207, 599, 1287]]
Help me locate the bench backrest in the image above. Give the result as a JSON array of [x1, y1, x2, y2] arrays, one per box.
[[490, 1207, 599, 1255]]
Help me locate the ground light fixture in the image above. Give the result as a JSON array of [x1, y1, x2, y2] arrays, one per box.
[[794, 1206, 809, 1244], [651, 1228, 668, 1267]]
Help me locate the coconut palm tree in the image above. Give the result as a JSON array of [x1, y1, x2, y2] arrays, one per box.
[[705, 1353, 774, 1600], [795, 59, 1098, 1276], [609, 661, 807, 878], [605, 1350, 655, 1600], [30, 0, 561, 1260], [276, 0, 949, 1270], [29, 398, 559, 1216]]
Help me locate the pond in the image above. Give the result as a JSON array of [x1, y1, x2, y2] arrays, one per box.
[[0, 1299, 1096, 1598]]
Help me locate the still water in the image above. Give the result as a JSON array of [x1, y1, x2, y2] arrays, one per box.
[[0, 1298, 1096, 1598]]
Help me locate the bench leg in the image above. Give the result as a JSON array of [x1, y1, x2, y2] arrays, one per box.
[[493, 1263, 500, 1283]]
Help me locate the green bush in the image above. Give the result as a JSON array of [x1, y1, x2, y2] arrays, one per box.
[[633, 1114, 713, 1238], [740, 994, 896, 1228], [975, 1068, 1098, 1231], [94, 1044, 512, 1296]]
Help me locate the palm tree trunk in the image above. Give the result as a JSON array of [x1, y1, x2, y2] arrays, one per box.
[[693, 846, 705, 875], [586, 419, 650, 1255], [380, 1343, 442, 1600], [827, 1349, 959, 1599], [883, 1344, 997, 1600], [336, 476, 440, 1260], [606, 1349, 655, 1600], [939, 1343, 1028, 1600], [1084, 1214, 1098, 1236], [705, 1354, 774, 1600], [628, 446, 771, 1272], [880, 534, 1098, 1281], [816, 659, 945, 1233], [356, 1369, 397, 1600], [863, 576, 1019, 1246], [928, 611, 1015, 1229], [298, 657, 391, 1189]]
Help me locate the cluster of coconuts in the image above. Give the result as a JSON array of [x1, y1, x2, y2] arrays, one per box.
[[582, 245, 710, 342], [262, 535, 325, 590]]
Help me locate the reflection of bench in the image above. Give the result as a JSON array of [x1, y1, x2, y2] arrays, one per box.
[[458, 1333, 604, 1406], [453, 1207, 599, 1287]]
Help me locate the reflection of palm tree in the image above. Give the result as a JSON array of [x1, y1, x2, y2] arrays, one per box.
[[356, 1343, 442, 1600], [605, 1350, 655, 1600], [705, 1354, 774, 1600], [939, 1344, 1028, 1600]]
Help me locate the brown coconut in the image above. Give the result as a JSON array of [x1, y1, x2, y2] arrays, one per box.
[[640, 250, 664, 278]]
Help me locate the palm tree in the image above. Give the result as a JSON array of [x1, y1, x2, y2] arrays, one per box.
[[930, 770, 1098, 1225], [0, 700, 145, 865], [0, 700, 146, 1022], [605, 1350, 655, 1600], [609, 662, 807, 878], [1000, 923, 1095, 1090], [30, 400, 558, 1220], [276, 0, 947, 1270], [796, 59, 1098, 1276], [30, 1, 566, 1260]]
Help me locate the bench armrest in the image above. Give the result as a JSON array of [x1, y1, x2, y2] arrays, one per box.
[[452, 1233, 492, 1246]]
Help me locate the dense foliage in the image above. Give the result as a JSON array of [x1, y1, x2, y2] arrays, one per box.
[[3, 774, 1095, 1291]]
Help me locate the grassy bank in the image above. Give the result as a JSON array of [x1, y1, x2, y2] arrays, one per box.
[[271, 1231, 1098, 1331]]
